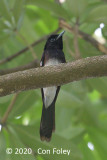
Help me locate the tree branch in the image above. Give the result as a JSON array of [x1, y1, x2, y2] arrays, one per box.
[[0, 55, 107, 97], [0, 59, 39, 75], [0, 28, 61, 65], [60, 20, 107, 55]]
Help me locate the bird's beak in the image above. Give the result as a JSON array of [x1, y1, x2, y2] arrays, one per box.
[[56, 30, 65, 40]]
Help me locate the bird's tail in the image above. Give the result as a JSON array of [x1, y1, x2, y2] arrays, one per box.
[[40, 102, 55, 142]]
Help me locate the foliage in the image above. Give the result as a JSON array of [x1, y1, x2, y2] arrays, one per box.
[[0, 0, 107, 160]]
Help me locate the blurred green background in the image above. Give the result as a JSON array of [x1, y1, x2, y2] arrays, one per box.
[[0, 0, 107, 160]]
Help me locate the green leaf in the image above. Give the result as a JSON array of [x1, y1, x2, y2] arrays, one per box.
[[0, 102, 10, 118], [8, 126, 36, 160], [86, 78, 107, 96], [63, 81, 88, 101], [0, 95, 12, 104], [13, 0, 25, 22], [81, 98, 100, 126], [57, 89, 83, 108], [65, 0, 88, 17], [26, 5, 58, 34], [26, 0, 69, 20], [59, 126, 85, 140], [86, 4, 107, 24], [9, 91, 38, 119], [78, 38, 101, 58], [88, 0, 101, 3], [0, 20, 6, 31], [79, 139, 96, 160], [88, 90, 100, 102], [88, 127, 107, 160], [0, 131, 7, 160], [0, 93, 12, 119], [0, 33, 10, 45], [102, 25, 107, 40], [12, 0, 25, 29], [11, 124, 82, 160], [80, 23, 98, 35], [0, 0, 12, 22]]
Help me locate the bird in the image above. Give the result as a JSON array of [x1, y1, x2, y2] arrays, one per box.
[[40, 31, 66, 142]]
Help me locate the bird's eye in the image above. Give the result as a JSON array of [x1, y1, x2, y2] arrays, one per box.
[[50, 38, 55, 42]]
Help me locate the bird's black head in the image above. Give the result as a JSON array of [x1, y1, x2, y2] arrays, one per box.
[[44, 31, 65, 50]]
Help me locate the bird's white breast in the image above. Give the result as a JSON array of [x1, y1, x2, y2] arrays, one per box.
[[43, 59, 60, 108]]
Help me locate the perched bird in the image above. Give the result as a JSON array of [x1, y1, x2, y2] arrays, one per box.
[[40, 31, 66, 142]]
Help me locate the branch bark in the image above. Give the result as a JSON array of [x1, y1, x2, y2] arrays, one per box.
[[60, 20, 107, 55], [0, 28, 61, 65], [0, 55, 107, 97], [0, 59, 39, 76]]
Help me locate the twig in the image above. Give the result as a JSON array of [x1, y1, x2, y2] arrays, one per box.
[[0, 55, 107, 97], [0, 59, 39, 75], [0, 28, 61, 65], [59, 20, 107, 55], [1, 94, 18, 124]]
